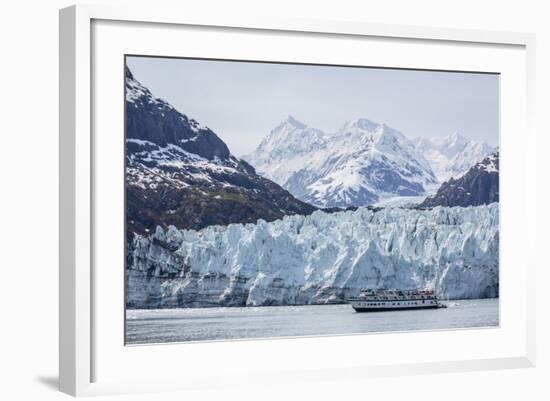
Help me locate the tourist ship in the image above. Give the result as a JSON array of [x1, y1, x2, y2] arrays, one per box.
[[348, 289, 446, 312]]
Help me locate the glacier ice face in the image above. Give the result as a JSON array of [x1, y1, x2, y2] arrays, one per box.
[[127, 204, 499, 308]]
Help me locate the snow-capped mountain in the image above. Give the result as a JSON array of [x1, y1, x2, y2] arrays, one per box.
[[125, 67, 316, 235], [244, 117, 438, 208], [412, 133, 495, 182], [127, 204, 499, 308], [420, 151, 499, 208]]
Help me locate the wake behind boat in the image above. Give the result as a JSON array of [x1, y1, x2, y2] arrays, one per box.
[[348, 289, 446, 312]]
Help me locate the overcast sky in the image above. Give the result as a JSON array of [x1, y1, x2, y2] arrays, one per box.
[[127, 56, 499, 156]]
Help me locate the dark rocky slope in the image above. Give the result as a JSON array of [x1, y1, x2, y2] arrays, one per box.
[[419, 151, 499, 208], [125, 66, 316, 237]]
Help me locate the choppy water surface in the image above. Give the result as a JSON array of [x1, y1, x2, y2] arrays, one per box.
[[126, 298, 499, 344]]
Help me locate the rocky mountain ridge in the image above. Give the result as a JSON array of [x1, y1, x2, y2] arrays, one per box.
[[419, 151, 499, 208], [125, 67, 316, 236]]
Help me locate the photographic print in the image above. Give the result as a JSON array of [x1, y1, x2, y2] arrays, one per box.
[[124, 56, 499, 344]]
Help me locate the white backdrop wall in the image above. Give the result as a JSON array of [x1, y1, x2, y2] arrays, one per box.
[[0, 0, 548, 400]]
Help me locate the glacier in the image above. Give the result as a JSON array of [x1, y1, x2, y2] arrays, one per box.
[[127, 204, 499, 308]]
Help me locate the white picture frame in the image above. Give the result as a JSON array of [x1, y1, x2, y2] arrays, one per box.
[[59, 3, 536, 397]]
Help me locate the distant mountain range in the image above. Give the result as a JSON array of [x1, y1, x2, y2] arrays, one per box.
[[412, 133, 495, 182], [125, 64, 498, 238], [243, 117, 439, 208], [419, 151, 499, 208], [125, 67, 315, 236]]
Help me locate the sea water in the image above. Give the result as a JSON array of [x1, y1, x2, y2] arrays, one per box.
[[125, 298, 499, 345]]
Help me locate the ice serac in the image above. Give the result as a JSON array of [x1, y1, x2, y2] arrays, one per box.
[[127, 204, 499, 308], [244, 117, 438, 208]]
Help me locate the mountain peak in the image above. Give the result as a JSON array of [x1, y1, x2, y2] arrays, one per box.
[[284, 115, 307, 129], [125, 65, 231, 160], [245, 117, 437, 208], [440, 132, 467, 146], [250, 116, 327, 160], [125, 65, 134, 80], [412, 133, 496, 182], [340, 118, 380, 134], [267, 116, 308, 140]]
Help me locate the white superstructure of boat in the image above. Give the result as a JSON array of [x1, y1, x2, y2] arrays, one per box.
[[348, 289, 446, 312]]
